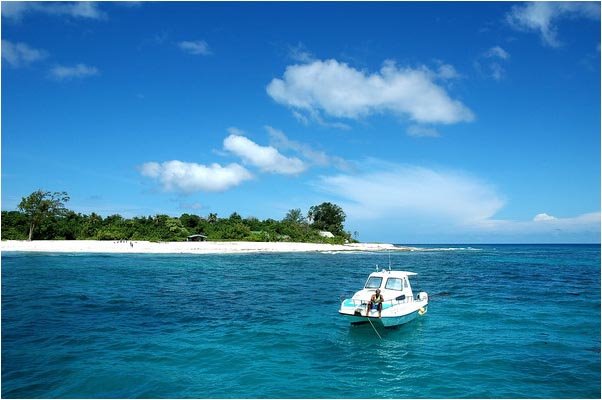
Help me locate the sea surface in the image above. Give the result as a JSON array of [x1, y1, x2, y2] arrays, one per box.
[[2, 244, 600, 398]]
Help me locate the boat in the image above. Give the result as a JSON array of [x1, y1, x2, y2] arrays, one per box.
[[338, 268, 428, 327]]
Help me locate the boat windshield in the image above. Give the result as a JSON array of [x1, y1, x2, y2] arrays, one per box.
[[365, 277, 382, 289], [385, 277, 402, 291]]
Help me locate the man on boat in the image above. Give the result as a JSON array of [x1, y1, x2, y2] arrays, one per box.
[[366, 289, 384, 318]]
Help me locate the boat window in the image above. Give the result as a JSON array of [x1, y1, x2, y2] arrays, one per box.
[[404, 278, 408, 288], [385, 278, 402, 291], [365, 277, 382, 289]]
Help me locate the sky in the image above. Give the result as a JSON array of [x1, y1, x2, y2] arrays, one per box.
[[1, 1, 600, 243]]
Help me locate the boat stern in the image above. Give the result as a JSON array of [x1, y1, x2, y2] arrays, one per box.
[[339, 298, 366, 315]]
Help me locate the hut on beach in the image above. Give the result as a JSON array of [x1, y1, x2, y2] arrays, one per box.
[[187, 234, 207, 242]]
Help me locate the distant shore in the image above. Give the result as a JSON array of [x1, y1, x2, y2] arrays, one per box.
[[0, 240, 409, 255]]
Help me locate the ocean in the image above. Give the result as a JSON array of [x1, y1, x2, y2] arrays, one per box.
[[2, 244, 600, 398]]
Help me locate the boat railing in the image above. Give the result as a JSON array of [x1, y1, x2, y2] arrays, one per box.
[[343, 296, 416, 308]]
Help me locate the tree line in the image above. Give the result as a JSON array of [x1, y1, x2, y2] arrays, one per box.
[[1, 190, 358, 244]]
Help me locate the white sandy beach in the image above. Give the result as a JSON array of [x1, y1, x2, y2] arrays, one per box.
[[1, 240, 406, 255]]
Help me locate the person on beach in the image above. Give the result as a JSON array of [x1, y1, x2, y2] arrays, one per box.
[[366, 289, 384, 318]]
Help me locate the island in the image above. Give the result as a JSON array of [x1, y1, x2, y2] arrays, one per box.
[[1, 190, 410, 254]]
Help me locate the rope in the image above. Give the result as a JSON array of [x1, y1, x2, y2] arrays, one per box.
[[367, 317, 383, 340]]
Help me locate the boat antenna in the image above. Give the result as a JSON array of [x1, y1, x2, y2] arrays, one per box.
[[388, 251, 391, 271]]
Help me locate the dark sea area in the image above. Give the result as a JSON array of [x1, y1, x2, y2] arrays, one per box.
[[2, 244, 600, 398]]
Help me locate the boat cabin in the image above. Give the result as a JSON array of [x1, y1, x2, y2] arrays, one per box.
[[357, 269, 417, 301]]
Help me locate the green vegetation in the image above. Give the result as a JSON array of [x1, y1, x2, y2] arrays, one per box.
[[2, 190, 357, 243], [18, 190, 70, 241], [308, 202, 346, 236]]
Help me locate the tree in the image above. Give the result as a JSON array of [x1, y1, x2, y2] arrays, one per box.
[[207, 213, 218, 224], [228, 212, 242, 223], [180, 213, 201, 230], [283, 208, 305, 225], [80, 212, 103, 239], [1, 211, 29, 239], [4, 189, 354, 243], [96, 214, 133, 240], [243, 216, 262, 231], [165, 217, 189, 240], [54, 210, 82, 240], [18, 190, 70, 241], [307, 202, 346, 236]]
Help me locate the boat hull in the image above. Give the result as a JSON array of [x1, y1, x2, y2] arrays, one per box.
[[339, 302, 428, 327], [340, 311, 418, 328]]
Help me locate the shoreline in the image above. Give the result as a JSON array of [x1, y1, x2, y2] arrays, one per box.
[[0, 240, 409, 255]]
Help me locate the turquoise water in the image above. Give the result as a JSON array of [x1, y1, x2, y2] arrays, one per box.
[[2, 245, 600, 398]]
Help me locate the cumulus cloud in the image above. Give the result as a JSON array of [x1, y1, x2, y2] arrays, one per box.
[[266, 59, 474, 125], [506, 2, 600, 47], [178, 40, 211, 55], [265, 126, 351, 170], [50, 64, 99, 80], [533, 213, 557, 222], [223, 129, 306, 175], [315, 163, 505, 222], [1, 40, 47, 67], [2, 2, 106, 21], [140, 160, 252, 193]]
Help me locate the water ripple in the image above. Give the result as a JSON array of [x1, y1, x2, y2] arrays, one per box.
[[2, 245, 600, 398]]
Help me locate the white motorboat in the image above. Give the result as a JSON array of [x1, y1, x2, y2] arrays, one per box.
[[339, 268, 428, 327]]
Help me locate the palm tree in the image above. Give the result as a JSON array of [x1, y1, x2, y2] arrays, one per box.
[[208, 213, 218, 224]]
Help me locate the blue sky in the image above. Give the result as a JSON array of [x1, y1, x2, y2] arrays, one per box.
[[2, 1, 600, 243]]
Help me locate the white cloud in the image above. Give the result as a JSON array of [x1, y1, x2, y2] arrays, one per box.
[[489, 63, 505, 81], [436, 63, 460, 80], [475, 46, 510, 81], [266, 59, 474, 125], [292, 110, 310, 125], [314, 161, 600, 242], [179, 201, 203, 210], [223, 130, 306, 175], [50, 64, 99, 80], [288, 42, 315, 63], [1, 40, 47, 67], [506, 2, 600, 47], [477, 212, 600, 240], [140, 160, 252, 193], [2, 2, 106, 21], [533, 213, 557, 222], [140, 162, 160, 177], [406, 125, 440, 138], [178, 40, 211, 55], [265, 126, 351, 170], [485, 46, 510, 60], [1, 2, 29, 20], [316, 163, 505, 223]]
